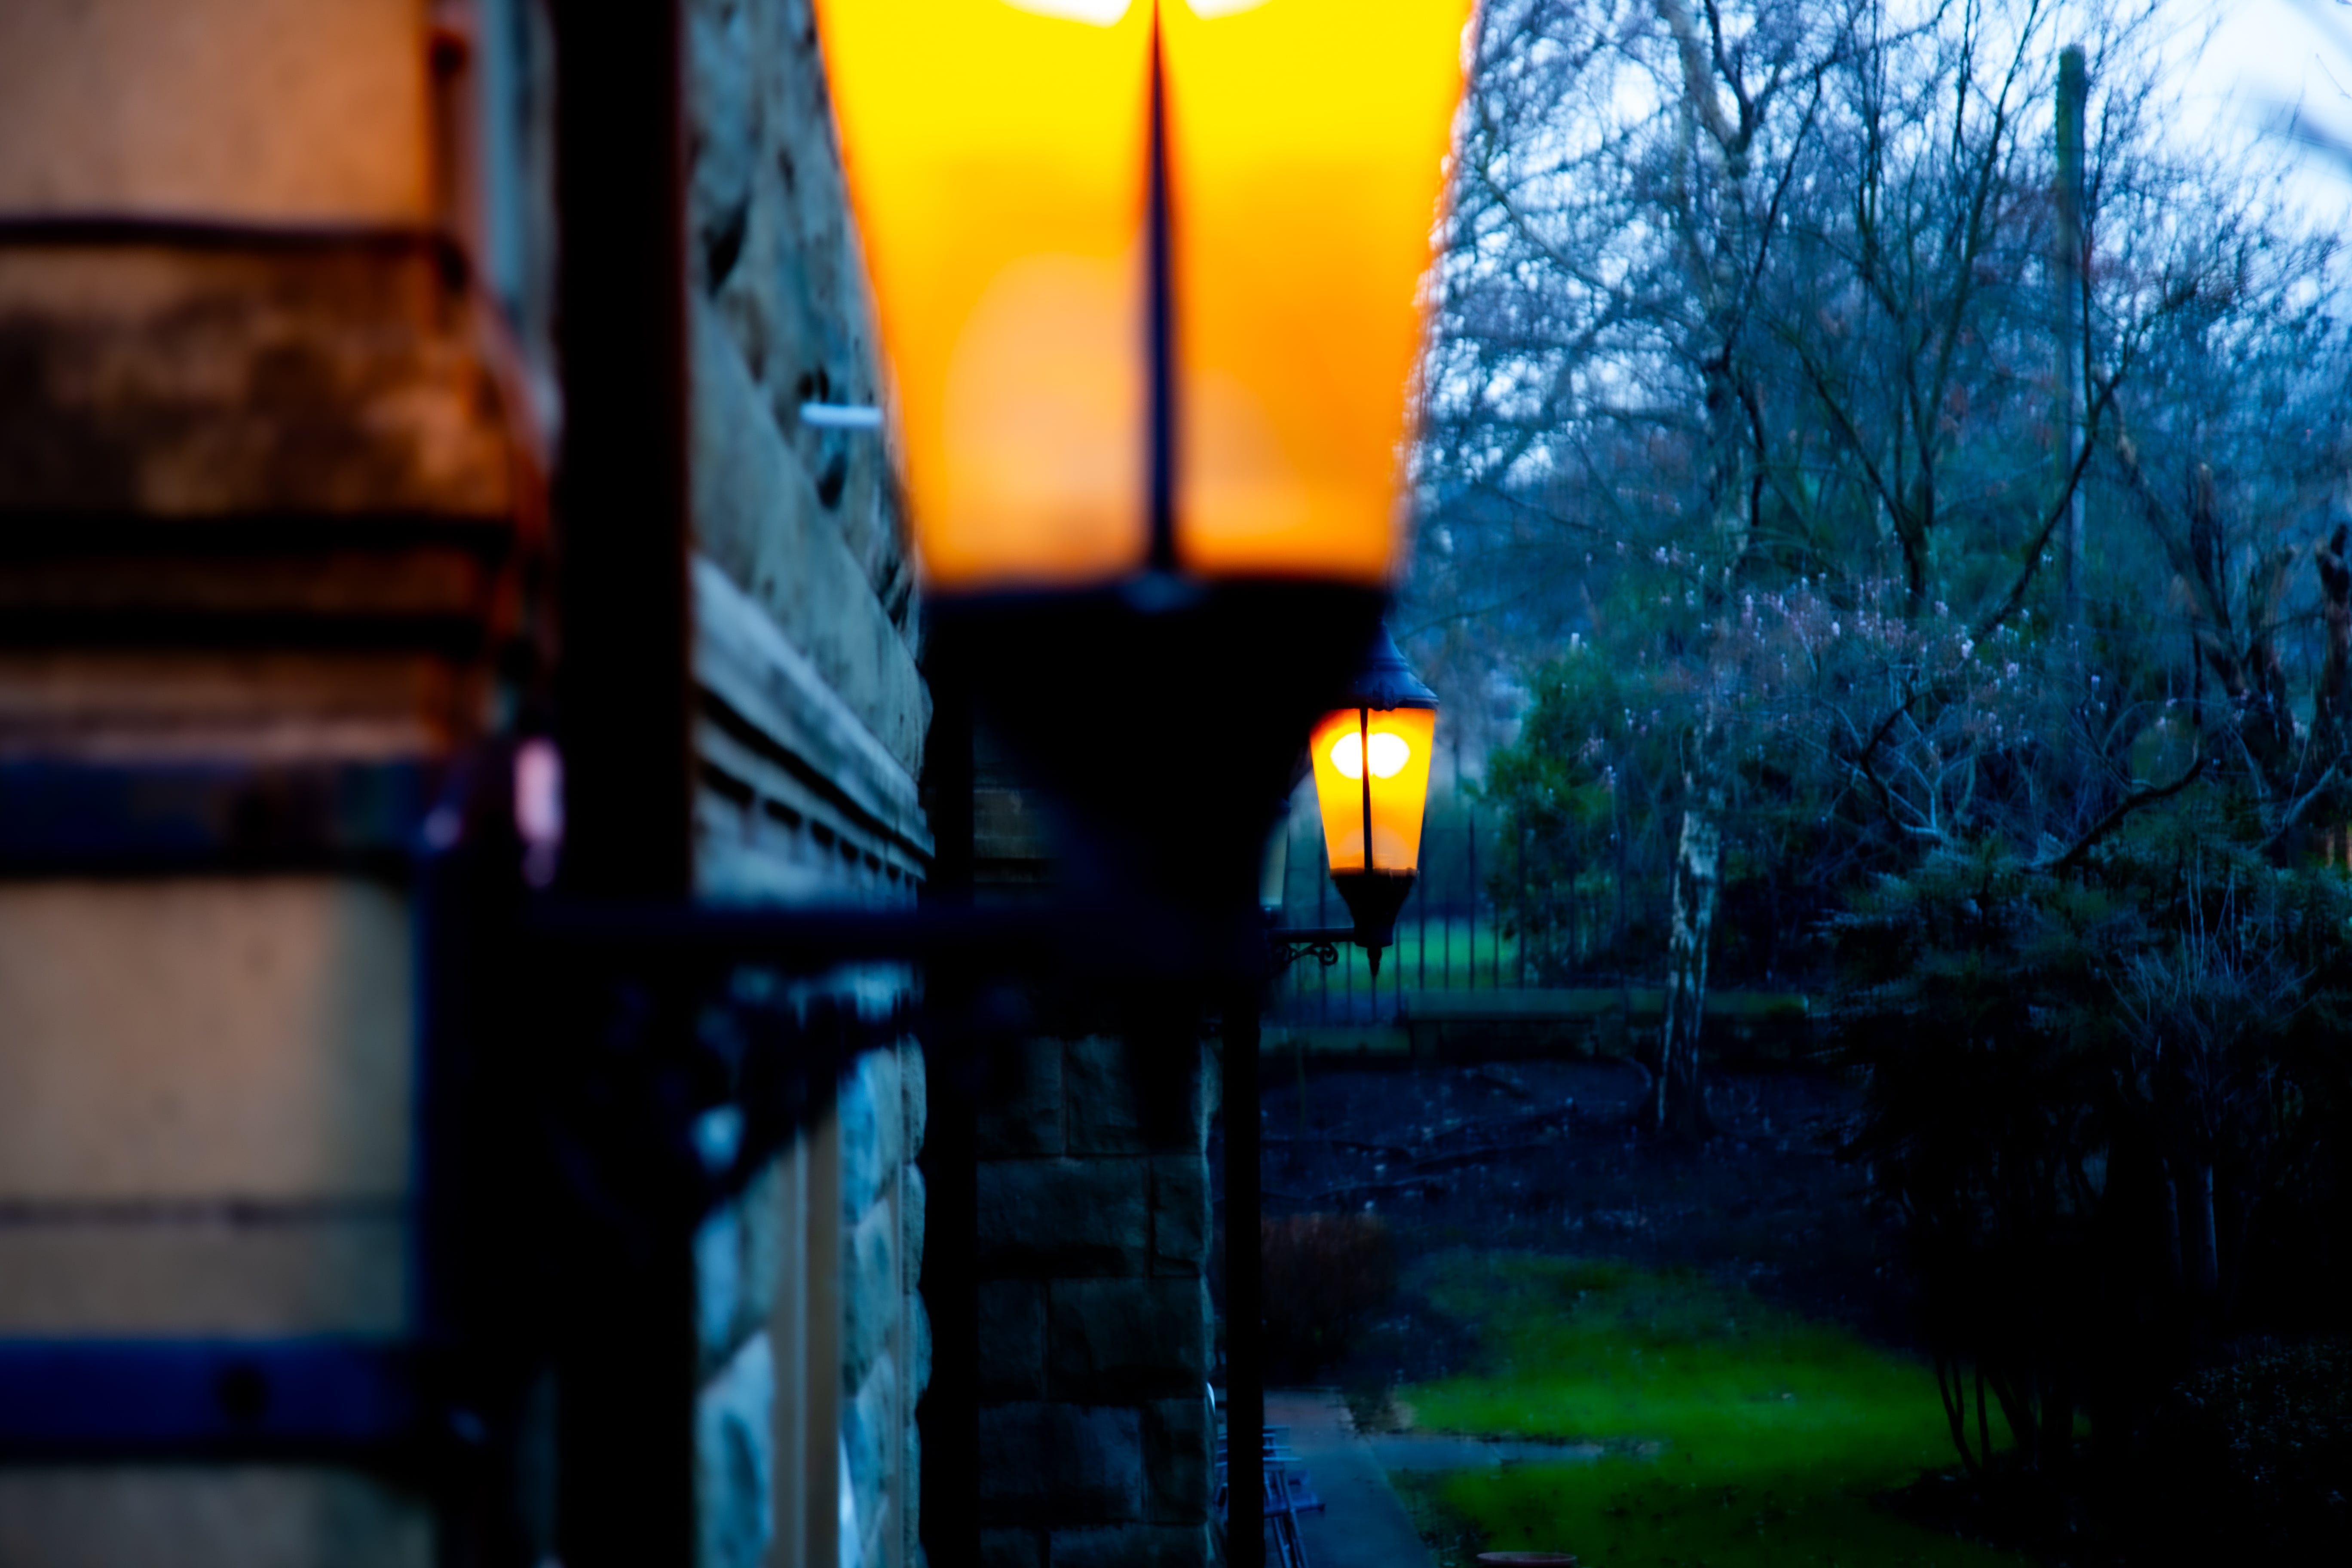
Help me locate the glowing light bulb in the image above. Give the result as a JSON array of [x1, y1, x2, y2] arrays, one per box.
[[1329, 729, 1412, 781], [999, 0, 1133, 22]]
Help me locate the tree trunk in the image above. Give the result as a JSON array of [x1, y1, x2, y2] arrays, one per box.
[[1655, 803, 1719, 1139], [2190, 1157, 2220, 1304], [2055, 45, 2087, 631], [2315, 523, 2351, 764]]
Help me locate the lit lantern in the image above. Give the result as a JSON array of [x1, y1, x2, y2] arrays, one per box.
[[809, 0, 1473, 591], [808, 0, 1471, 935], [1307, 627, 1437, 971]]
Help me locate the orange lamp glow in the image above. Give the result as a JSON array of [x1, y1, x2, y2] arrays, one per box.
[[810, 0, 1152, 590], [1300, 625, 1439, 968], [1308, 704, 1436, 876], [810, 0, 1473, 593], [1164, 0, 1475, 581]]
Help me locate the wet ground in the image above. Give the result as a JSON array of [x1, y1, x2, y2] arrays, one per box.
[[1215, 1053, 1912, 1387]]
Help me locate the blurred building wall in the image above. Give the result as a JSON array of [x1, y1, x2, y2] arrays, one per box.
[[0, 0, 492, 1560], [0, 2, 931, 1565]]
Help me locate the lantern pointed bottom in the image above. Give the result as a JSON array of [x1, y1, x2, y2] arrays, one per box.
[[1331, 868, 1415, 965]]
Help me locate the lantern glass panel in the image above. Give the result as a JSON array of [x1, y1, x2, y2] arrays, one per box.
[[1307, 704, 1436, 875], [1164, 0, 1473, 583], [815, 0, 1472, 594], [811, 0, 1152, 590]]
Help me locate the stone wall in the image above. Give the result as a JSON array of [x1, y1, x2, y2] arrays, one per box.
[[680, 2, 933, 1566], [693, 1035, 928, 1568], [972, 1037, 1219, 1568]]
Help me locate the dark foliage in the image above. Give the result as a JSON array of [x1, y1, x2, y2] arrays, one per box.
[[1832, 821, 2352, 1507]]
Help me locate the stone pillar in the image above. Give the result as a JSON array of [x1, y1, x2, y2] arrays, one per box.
[[973, 1036, 1218, 1568]]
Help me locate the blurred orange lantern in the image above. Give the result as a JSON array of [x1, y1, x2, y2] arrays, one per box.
[[809, 0, 1474, 593], [1306, 626, 1438, 971]]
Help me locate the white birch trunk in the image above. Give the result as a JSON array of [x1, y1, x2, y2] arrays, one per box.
[[1655, 804, 1720, 1138]]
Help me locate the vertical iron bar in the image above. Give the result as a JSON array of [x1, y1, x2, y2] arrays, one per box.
[[1354, 708, 1370, 1024], [918, 647, 978, 1563], [1394, 891, 1403, 1014], [1417, 849, 1427, 992], [1316, 833, 1330, 1024], [1223, 1002, 1265, 1568], [1343, 908, 1354, 1020]]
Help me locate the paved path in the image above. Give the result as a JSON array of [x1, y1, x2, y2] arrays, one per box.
[[1264, 1390, 1438, 1568]]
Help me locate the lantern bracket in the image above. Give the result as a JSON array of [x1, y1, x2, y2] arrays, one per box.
[[1268, 926, 1354, 972]]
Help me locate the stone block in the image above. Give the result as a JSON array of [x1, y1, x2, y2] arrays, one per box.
[[0, 878, 411, 1200], [0, 0, 432, 224], [902, 1415, 922, 1565], [1047, 1280, 1210, 1402], [1149, 1155, 1210, 1278], [901, 1039, 928, 1159], [842, 1351, 896, 1559], [975, 1403, 1049, 1513], [0, 1215, 406, 1335], [902, 1160, 926, 1283], [974, 1039, 1063, 1157], [1048, 1524, 1214, 1568], [909, 1290, 933, 1403], [695, 1201, 744, 1373], [694, 1157, 795, 1375], [838, 1047, 902, 1224], [841, 1199, 898, 1393], [1063, 1037, 1145, 1155], [689, 295, 927, 772], [0, 1465, 434, 1568], [977, 1403, 1143, 1525], [736, 1157, 789, 1340], [1144, 1396, 1214, 1526], [0, 245, 514, 517], [695, 1332, 776, 1568], [976, 1158, 1146, 1277], [685, 0, 754, 297], [977, 1281, 1044, 1400], [979, 1528, 1043, 1568], [1068, 1037, 1216, 1155]]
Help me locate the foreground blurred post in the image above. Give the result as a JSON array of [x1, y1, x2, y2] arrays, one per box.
[[1224, 1001, 1265, 1568], [545, 0, 697, 1562]]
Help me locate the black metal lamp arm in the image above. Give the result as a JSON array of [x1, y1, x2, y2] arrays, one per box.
[[1268, 926, 1356, 972]]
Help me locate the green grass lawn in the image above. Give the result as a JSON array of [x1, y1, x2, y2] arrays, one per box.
[[1385, 1252, 2030, 1567]]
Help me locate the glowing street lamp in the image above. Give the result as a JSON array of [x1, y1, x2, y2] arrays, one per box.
[[810, 0, 1474, 924], [807, 12, 1470, 1561], [811, 0, 1472, 591], [1306, 627, 1437, 975]]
